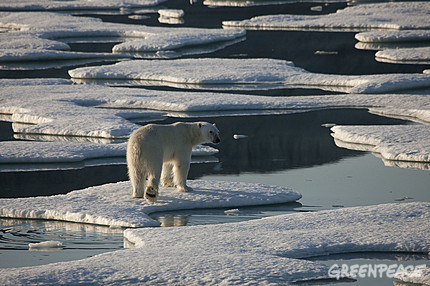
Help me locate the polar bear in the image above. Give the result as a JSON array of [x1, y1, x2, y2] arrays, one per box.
[[126, 121, 220, 202]]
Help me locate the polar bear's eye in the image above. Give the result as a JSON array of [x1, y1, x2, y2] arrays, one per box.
[[209, 131, 213, 134]]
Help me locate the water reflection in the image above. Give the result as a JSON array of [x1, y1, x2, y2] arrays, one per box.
[[0, 218, 124, 268], [151, 202, 303, 227]]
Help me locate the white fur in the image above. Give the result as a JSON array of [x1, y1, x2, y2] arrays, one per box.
[[126, 122, 220, 202]]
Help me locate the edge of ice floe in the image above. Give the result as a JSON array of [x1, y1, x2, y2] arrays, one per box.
[[0, 141, 218, 164], [331, 125, 430, 164], [0, 180, 302, 228]]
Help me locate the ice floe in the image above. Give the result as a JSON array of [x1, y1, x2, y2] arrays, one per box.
[[0, 180, 301, 228], [355, 30, 430, 44], [0, 141, 216, 164], [0, 0, 165, 11], [223, 2, 430, 31], [395, 266, 430, 285], [28, 241, 63, 250], [0, 12, 245, 65], [0, 202, 428, 284], [331, 125, 430, 169], [1, 79, 430, 141], [375, 47, 430, 65], [68, 58, 430, 93]]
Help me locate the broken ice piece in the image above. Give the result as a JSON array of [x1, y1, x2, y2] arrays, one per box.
[[233, 134, 248, 139], [224, 208, 240, 215], [29, 241, 63, 250]]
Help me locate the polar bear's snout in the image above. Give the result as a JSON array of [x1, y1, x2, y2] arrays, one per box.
[[213, 134, 221, 144]]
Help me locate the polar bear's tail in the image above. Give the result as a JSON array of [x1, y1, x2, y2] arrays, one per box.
[[127, 140, 146, 199]]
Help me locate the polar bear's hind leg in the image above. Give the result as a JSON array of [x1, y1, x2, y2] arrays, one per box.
[[161, 162, 174, 187]]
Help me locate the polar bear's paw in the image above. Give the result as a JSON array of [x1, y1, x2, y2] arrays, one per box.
[[144, 186, 158, 203], [178, 185, 193, 193]]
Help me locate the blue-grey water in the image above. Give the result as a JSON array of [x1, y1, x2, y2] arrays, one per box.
[[0, 0, 429, 285]]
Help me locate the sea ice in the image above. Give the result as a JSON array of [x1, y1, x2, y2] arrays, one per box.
[[0, 180, 302, 227], [28, 241, 63, 250], [0, 202, 428, 284], [331, 125, 430, 166], [0, 12, 246, 63], [0, 0, 166, 11], [0, 141, 216, 164], [223, 2, 430, 31], [158, 9, 184, 18], [68, 58, 430, 93], [375, 47, 430, 64], [395, 267, 430, 285], [1, 79, 429, 141], [355, 30, 430, 43]]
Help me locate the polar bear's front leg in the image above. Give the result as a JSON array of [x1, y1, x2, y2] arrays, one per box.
[[173, 159, 193, 193]]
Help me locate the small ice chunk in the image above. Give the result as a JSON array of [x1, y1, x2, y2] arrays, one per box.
[[310, 6, 323, 12], [29, 241, 63, 250], [224, 208, 240, 215], [158, 9, 184, 18], [233, 134, 248, 139], [314, 50, 338, 55], [321, 123, 336, 128]]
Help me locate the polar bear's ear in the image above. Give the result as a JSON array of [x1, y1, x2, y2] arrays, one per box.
[[213, 123, 216, 127]]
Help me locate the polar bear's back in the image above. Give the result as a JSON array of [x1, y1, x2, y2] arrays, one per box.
[[127, 122, 196, 162]]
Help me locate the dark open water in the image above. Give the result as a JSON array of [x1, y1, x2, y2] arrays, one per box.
[[0, 0, 429, 284]]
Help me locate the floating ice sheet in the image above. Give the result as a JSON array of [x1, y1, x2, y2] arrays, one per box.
[[0, 141, 216, 163], [331, 125, 430, 167], [0, 180, 302, 228], [68, 58, 430, 93], [0, 0, 165, 11], [0, 12, 245, 64], [0, 202, 428, 284], [1, 79, 430, 141], [375, 47, 430, 65], [223, 2, 430, 31], [395, 267, 430, 285], [355, 30, 430, 43]]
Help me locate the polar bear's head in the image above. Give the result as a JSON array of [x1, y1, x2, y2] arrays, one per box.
[[198, 122, 220, 144]]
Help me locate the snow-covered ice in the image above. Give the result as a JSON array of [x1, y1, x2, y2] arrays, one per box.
[[395, 266, 430, 285], [375, 47, 430, 65], [0, 12, 246, 64], [223, 2, 430, 31], [355, 30, 430, 44], [0, 141, 216, 164], [1, 79, 429, 140], [0, 202, 428, 284], [0, 0, 165, 11], [158, 9, 184, 18], [68, 58, 430, 93], [331, 125, 430, 168], [0, 180, 302, 228]]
